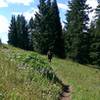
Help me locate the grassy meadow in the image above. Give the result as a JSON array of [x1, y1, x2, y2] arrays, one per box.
[[0, 45, 61, 100], [51, 58, 100, 100], [0, 44, 100, 100]]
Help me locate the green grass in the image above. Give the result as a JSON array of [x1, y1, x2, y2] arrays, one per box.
[[0, 44, 100, 100], [0, 45, 61, 100], [51, 58, 100, 100]]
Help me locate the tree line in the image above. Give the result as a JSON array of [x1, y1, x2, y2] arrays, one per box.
[[8, 0, 65, 58], [8, 0, 100, 66]]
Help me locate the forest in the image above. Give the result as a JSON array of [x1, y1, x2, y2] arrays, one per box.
[[0, 0, 100, 100], [8, 0, 100, 66]]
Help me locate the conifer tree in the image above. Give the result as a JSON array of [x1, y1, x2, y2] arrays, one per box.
[[89, 21, 96, 64], [65, 0, 90, 63], [8, 15, 29, 50], [34, 0, 49, 53], [89, 4, 100, 65], [33, 0, 65, 58], [8, 15, 18, 46], [51, 0, 65, 58], [28, 17, 34, 50], [16, 15, 29, 50]]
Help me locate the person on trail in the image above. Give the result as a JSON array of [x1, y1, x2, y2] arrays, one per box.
[[47, 49, 53, 62]]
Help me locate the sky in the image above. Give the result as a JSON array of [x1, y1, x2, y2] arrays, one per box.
[[0, 0, 98, 43]]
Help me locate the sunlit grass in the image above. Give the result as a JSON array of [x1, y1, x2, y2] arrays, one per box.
[[0, 45, 61, 100], [0, 44, 100, 100], [51, 58, 100, 100]]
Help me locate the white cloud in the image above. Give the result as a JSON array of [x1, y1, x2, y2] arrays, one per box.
[[12, 8, 38, 21], [86, 0, 98, 21], [87, 0, 98, 9], [12, 12, 22, 16], [24, 8, 38, 20], [0, 0, 8, 8], [0, 8, 38, 43], [0, 15, 9, 33], [0, 15, 9, 43], [58, 3, 68, 10], [6, 0, 34, 6], [23, 12, 35, 20], [0, 0, 34, 8]]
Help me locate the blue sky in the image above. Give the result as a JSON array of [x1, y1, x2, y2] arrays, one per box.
[[0, 0, 98, 43]]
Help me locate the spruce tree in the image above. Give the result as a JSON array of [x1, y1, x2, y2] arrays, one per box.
[[16, 15, 29, 50], [65, 0, 90, 63], [89, 21, 96, 64], [8, 15, 18, 46], [34, 0, 65, 58], [34, 0, 48, 53], [51, 0, 65, 58], [28, 17, 34, 50], [89, 4, 100, 65], [8, 15, 29, 50]]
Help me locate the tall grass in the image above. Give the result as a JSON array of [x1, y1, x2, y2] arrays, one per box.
[[0, 45, 61, 100], [1, 44, 100, 100], [52, 58, 100, 100]]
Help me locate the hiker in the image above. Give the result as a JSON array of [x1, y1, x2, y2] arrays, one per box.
[[47, 49, 53, 62]]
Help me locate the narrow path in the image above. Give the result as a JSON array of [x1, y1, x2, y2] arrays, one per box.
[[59, 85, 71, 100]]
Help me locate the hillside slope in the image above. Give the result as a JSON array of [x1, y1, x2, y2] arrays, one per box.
[[0, 45, 61, 100], [0, 45, 100, 100], [51, 58, 100, 100]]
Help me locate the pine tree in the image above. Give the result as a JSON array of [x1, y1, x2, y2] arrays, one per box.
[[45, 0, 55, 51], [8, 15, 18, 46], [8, 15, 29, 50], [65, 0, 90, 63], [51, 0, 65, 58], [34, 0, 48, 53], [33, 0, 65, 58], [89, 21, 96, 64], [89, 4, 100, 65], [95, 4, 100, 65], [28, 17, 34, 50], [16, 15, 29, 50]]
